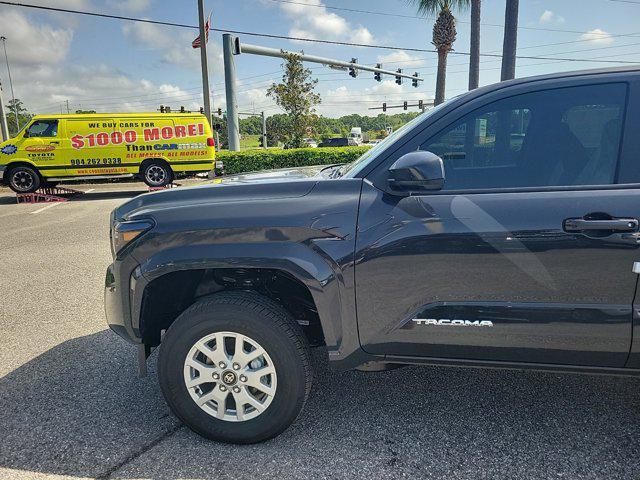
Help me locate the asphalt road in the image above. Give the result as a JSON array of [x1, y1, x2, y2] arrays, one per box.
[[1, 182, 639, 480]]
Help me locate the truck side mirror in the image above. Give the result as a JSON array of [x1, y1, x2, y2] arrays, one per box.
[[388, 151, 445, 194]]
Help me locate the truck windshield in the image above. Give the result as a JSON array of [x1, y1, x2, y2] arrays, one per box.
[[338, 100, 452, 178]]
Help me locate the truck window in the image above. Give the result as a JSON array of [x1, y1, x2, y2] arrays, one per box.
[[26, 120, 58, 138], [421, 83, 627, 190]]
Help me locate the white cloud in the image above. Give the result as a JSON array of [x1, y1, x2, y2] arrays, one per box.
[[0, 10, 73, 66], [539, 10, 565, 24], [376, 50, 426, 69], [106, 0, 150, 12], [579, 28, 614, 45], [0, 8, 204, 114], [277, 0, 375, 44], [318, 80, 430, 117], [122, 21, 223, 73]]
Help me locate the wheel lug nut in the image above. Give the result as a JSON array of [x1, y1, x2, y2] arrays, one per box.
[[220, 385, 227, 392], [233, 386, 240, 393], [212, 373, 219, 380], [218, 362, 226, 369], [239, 375, 247, 382], [233, 363, 240, 370]]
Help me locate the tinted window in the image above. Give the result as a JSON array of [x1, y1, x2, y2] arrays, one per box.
[[421, 83, 626, 190], [26, 120, 58, 138]]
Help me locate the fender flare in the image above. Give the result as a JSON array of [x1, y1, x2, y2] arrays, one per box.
[[133, 241, 360, 362]]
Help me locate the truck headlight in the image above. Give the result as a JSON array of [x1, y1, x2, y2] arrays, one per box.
[[112, 219, 154, 256]]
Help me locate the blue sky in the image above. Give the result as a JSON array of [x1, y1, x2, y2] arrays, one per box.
[[0, 0, 638, 117]]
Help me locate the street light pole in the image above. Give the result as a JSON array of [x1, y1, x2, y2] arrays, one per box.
[[0, 37, 18, 131], [197, 0, 212, 127]]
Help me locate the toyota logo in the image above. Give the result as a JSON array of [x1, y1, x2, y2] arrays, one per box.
[[222, 371, 237, 385]]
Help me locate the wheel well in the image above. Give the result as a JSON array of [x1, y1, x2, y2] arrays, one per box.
[[139, 157, 171, 175], [139, 268, 325, 348], [3, 161, 40, 183]]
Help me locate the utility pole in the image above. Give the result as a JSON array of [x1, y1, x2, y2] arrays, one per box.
[[0, 37, 18, 131], [65, 99, 70, 114], [0, 83, 9, 141], [222, 33, 240, 151], [197, 0, 212, 127], [261, 111, 267, 149]]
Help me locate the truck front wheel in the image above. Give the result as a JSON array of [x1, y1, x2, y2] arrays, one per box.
[[7, 165, 41, 193], [157, 291, 313, 444]]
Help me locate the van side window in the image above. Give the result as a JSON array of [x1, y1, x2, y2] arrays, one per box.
[[420, 83, 627, 190], [26, 120, 58, 138]]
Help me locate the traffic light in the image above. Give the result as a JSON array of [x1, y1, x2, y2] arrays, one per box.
[[412, 72, 419, 88], [403, 101, 408, 110], [180, 106, 185, 113], [382, 102, 387, 112], [374, 63, 382, 82], [418, 100, 424, 110], [349, 58, 358, 78], [395, 68, 402, 85], [199, 106, 204, 114], [159, 105, 165, 113]]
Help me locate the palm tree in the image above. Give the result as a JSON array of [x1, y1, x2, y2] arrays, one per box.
[[409, 0, 470, 105], [468, 0, 481, 90], [500, 0, 519, 81]]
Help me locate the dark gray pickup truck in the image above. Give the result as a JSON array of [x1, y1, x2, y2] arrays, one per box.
[[106, 67, 640, 444]]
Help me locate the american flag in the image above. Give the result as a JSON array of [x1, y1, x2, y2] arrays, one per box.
[[192, 13, 211, 49]]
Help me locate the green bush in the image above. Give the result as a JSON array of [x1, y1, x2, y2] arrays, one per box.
[[216, 146, 371, 175]]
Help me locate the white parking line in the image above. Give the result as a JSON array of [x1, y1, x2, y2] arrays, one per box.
[[30, 188, 95, 214], [30, 202, 61, 214]]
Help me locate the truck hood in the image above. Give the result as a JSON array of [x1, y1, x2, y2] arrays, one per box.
[[210, 165, 328, 184], [114, 165, 331, 220]]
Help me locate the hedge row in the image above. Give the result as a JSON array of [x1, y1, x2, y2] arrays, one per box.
[[216, 146, 371, 175]]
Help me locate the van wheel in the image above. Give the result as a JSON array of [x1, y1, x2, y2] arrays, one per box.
[[7, 165, 41, 193], [142, 161, 173, 187], [157, 291, 313, 444]]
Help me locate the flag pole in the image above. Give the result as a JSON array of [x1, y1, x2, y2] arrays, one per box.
[[197, 0, 212, 128]]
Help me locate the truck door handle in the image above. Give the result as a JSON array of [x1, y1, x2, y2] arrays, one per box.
[[564, 218, 638, 232]]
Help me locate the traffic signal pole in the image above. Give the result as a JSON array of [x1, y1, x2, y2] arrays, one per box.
[[222, 33, 240, 151]]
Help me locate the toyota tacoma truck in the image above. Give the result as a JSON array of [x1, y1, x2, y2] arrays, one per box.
[[106, 67, 640, 444]]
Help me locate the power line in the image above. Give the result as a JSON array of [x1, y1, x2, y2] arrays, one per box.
[[2, 1, 639, 65]]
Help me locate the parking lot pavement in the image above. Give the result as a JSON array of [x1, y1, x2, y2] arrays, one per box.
[[1, 183, 640, 480]]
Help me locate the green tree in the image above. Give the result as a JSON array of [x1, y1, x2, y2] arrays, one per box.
[[267, 53, 321, 148], [75, 109, 97, 114], [409, 0, 470, 105], [6, 98, 32, 137]]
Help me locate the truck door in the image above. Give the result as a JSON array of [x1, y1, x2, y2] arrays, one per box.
[[355, 78, 638, 368]]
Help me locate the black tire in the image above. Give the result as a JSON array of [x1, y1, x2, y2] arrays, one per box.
[[157, 291, 313, 444], [141, 160, 173, 187], [7, 165, 41, 193]]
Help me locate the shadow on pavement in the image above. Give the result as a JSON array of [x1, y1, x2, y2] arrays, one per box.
[[1, 334, 640, 479], [0, 189, 144, 205], [0, 330, 178, 479]]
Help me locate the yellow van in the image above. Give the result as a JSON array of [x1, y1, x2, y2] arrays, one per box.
[[0, 112, 216, 193]]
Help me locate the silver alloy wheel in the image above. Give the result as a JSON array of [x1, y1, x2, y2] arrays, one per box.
[[145, 165, 167, 186], [183, 331, 277, 422], [11, 170, 35, 192]]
